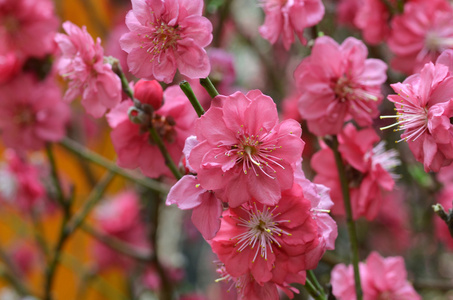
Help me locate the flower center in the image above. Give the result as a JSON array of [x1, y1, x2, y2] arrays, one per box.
[[3, 15, 20, 33], [424, 31, 453, 55], [142, 20, 181, 62], [380, 97, 428, 142], [332, 75, 379, 116], [232, 203, 291, 262], [14, 106, 35, 127], [218, 127, 285, 178], [150, 114, 177, 143], [365, 141, 400, 179]]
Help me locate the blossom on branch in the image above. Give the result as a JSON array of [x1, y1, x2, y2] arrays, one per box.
[[294, 36, 387, 136], [55, 21, 122, 118], [120, 0, 212, 83]]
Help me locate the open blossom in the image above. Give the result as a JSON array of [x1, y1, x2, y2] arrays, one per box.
[[0, 0, 58, 58], [312, 124, 399, 220], [259, 0, 324, 50], [331, 252, 421, 300], [210, 184, 319, 288], [188, 90, 304, 207], [0, 74, 70, 151], [93, 191, 149, 270], [381, 54, 453, 172], [55, 21, 122, 118], [107, 86, 197, 178], [294, 36, 387, 136], [120, 0, 212, 83], [388, 0, 453, 74]]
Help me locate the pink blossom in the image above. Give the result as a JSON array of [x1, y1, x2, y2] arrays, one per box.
[[209, 184, 319, 286], [0, 74, 70, 151], [188, 90, 304, 207], [259, 0, 325, 50], [367, 190, 411, 254], [55, 21, 122, 118], [10, 242, 36, 278], [336, 0, 360, 28], [0, 0, 58, 58], [294, 36, 387, 136], [0, 149, 45, 212], [381, 58, 453, 172], [354, 0, 391, 45], [107, 85, 197, 178], [311, 124, 399, 220], [0, 52, 22, 84], [295, 169, 338, 266], [388, 0, 453, 74], [331, 252, 421, 300], [93, 190, 149, 271], [166, 175, 223, 240], [120, 0, 212, 83]]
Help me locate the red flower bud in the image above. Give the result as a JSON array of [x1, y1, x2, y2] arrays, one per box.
[[134, 80, 164, 110]]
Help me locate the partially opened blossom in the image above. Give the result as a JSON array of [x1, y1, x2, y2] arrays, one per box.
[[0, 74, 70, 151], [120, 0, 212, 83], [55, 21, 122, 118], [382, 57, 453, 172], [210, 184, 319, 286], [312, 124, 399, 220], [331, 252, 421, 300], [166, 175, 222, 240], [259, 0, 325, 50], [188, 90, 304, 207], [0, 0, 58, 58], [107, 86, 197, 178], [93, 190, 149, 271], [388, 0, 453, 74], [294, 36, 387, 136]]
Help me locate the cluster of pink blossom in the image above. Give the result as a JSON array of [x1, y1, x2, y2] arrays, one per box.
[[382, 50, 453, 172], [331, 252, 421, 299], [337, 0, 453, 74], [166, 89, 338, 298], [312, 124, 399, 220]]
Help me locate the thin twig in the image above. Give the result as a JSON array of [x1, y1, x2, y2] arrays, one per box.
[[81, 223, 152, 262], [180, 81, 205, 117], [59, 137, 169, 194], [327, 136, 363, 300], [199, 77, 219, 98]]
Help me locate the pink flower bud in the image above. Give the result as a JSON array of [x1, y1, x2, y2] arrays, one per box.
[[134, 80, 164, 110]]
